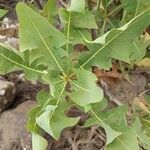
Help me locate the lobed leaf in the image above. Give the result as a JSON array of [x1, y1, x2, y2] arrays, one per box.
[[133, 117, 150, 148], [70, 69, 103, 106], [0, 44, 46, 80], [59, 8, 98, 29], [36, 100, 79, 139], [106, 128, 139, 150], [121, 0, 150, 23], [79, 9, 150, 70], [27, 106, 41, 133], [16, 3, 68, 72], [17, 2, 67, 51], [85, 104, 127, 144]]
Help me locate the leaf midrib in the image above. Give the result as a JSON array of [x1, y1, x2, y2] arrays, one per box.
[[25, 12, 64, 73], [0, 53, 45, 74]]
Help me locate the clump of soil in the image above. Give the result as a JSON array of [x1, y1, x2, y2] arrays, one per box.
[[0, 100, 36, 150]]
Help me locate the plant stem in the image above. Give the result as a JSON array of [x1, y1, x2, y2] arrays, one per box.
[[101, 17, 107, 35], [66, 12, 71, 53], [49, 82, 66, 120], [55, 82, 66, 106], [66, 11, 72, 75]]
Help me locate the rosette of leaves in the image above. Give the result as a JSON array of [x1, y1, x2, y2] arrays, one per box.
[[0, 0, 150, 149]]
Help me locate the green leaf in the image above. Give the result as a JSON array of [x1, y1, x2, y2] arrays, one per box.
[[79, 9, 150, 70], [0, 44, 46, 80], [133, 117, 150, 147], [71, 9, 98, 29], [0, 44, 22, 74], [129, 41, 148, 63], [27, 91, 52, 134], [121, 0, 150, 23], [142, 117, 150, 137], [27, 106, 41, 133], [36, 105, 57, 137], [136, 0, 150, 15], [98, 98, 108, 111], [67, 0, 85, 14], [95, 105, 128, 132], [85, 105, 127, 144], [70, 27, 92, 44], [42, 0, 58, 22], [59, 8, 98, 29], [17, 2, 67, 51], [32, 133, 48, 150], [106, 128, 139, 150], [37, 91, 51, 107], [86, 112, 122, 146], [29, 83, 79, 140], [42, 70, 64, 98], [36, 100, 79, 139], [86, 104, 140, 149], [0, 9, 8, 18], [16, 3, 68, 72], [70, 69, 103, 106]]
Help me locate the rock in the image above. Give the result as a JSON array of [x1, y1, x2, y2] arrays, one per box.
[[0, 100, 37, 150], [4, 71, 49, 107], [0, 17, 19, 50], [0, 77, 16, 112]]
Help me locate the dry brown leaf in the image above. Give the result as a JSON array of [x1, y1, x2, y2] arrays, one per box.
[[92, 64, 122, 86], [73, 44, 88, 53], [92, 64, 122, 79]]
